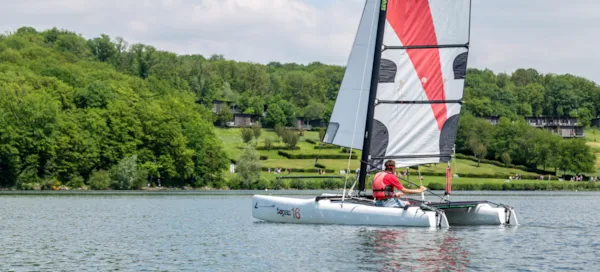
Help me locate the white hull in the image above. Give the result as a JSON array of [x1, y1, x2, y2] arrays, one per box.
[[253, 195, 449, 228], [252, 195, 518, 228], [442, 204, 518, 226]]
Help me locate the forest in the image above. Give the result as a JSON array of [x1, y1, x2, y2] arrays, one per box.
[[0, 27, 597, 189]]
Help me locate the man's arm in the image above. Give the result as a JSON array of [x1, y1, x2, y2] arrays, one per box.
[[400, 186, 427, 195]]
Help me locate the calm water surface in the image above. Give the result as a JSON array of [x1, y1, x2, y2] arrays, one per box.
[[1, 191, 599, 271]]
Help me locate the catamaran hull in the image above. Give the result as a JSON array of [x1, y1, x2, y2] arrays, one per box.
[[440, 204, 518, 226], [252, 195, 448, 228]]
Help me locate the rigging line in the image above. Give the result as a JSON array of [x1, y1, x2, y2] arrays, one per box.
[[418, 165, 424, 201], [399, 175, 446, 202], [342, 1, 378, 204]]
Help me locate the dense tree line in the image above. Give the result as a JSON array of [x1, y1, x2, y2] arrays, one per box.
[[0, 27, 228, 188], [0, 26, 598, 188], [457, 114, 595, 174], [464, 68, 600, 126]]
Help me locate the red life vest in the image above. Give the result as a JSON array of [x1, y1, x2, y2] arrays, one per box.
[[372, 172, 394, 200]]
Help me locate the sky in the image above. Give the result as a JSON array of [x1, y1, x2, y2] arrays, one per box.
[[1, 0, 599, 83]]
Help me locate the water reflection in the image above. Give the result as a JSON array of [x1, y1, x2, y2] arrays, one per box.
[[358, 228, 469, 271]]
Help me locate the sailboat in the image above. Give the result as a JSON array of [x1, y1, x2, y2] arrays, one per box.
[[252, 0, 518, 228]]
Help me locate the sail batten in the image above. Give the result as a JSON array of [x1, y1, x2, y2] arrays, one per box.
[[325, 0, 471, 174], [368, 0, 471, 170]]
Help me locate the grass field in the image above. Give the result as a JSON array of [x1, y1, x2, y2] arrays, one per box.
[[584, 128, 600, 175], [215, 128, 542, 178]]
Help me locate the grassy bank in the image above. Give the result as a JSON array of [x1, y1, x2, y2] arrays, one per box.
[[212, 127, 600, 191], [218, 171, 600, 191], [215, 128, 544, 177]]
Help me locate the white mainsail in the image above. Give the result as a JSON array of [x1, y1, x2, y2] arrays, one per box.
[[323, 0, 380, 149], [369, 0, 471, 169]]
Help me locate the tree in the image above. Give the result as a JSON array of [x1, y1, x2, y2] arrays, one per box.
[[274, 123, 285, 138], [241, 128, 253, 144], [109, 155, 148, 190], [501, 152, 511, 168], [303, 100, 325, 121], [252, 123, 261, 144], [236, 145, 261, 189], [282, 130, 299, 149], [88, 34, 116, 62], [216, 106, 233, 126], [263, 103, 286, 128], [469, 138, 487, 167], [264, 137, 273, 150]]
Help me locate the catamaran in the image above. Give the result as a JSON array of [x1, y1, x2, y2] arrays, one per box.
[[252, 0, 518, 228]]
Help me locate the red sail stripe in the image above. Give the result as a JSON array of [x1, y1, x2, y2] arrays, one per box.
[[386, 0, 447, 130]]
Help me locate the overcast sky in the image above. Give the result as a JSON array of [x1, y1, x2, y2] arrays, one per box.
[[2, 0, 599, 83]]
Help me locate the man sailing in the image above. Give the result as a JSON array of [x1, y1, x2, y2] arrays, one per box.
[[372, 160, 427, 207]]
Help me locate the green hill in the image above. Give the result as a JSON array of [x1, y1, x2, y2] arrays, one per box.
[[0, 27, 227, 189], [215, 128, 545, 179]]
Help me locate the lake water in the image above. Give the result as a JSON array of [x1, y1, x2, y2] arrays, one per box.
[[0, 191, 599, 271]]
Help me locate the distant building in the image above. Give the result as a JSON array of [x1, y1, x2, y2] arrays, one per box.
[[482, 116, 500, 125], [524, 116, 584, 138], [294, 117, 327, 130], [234, 114, 261, 127], [591, 118, 600, 129], [482, 116, 584, 138]]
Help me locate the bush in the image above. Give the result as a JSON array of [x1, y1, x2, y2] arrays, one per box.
[[426, 182, 445, 190], [66, 175, 85, 189], [341, 147, 355, 154], [272, 179, 289, 189], [264, 137, 273, 150], [255, 179, 271, 190], [88, 170, 111, 190], [278, 150, 357, 160], [306, 138, 317, 144], [313, 145, 339, 150], [274, 124, 285, 138], [319, 128, 326, 141], [241, 128, 254, 144], [314, 163, 326, 169], [290, 179, 306, 189], [252, 123, 261, 141], [236, 145, 262, 188], [259, 155, 268, 160], [109, 155, 148, 190], [282, 130, 299, 149], [481, 183, 503, 190], [15, 167, 40, 189], [305, 180, 321, 189], [322, 179, 342, 189]]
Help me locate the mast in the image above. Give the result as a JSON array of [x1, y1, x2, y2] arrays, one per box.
[[358, 0, 388, 193]]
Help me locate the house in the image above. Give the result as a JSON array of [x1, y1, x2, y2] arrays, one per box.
[[524, 116, 584, 138], [524, 116, 579, 127], [591, 118, 600, 129], [545, 125, 585, 138], [294, 117, 327, 130], [481, 116, 585, 138], [482, 116, 500, 125], [234, 114, 261, 127]]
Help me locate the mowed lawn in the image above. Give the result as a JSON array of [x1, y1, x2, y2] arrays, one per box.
[[584, 128, 600, 175], [215, 128, 543, 178]]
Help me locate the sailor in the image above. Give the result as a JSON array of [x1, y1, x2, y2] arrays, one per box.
[[372, 160, 427, 207]]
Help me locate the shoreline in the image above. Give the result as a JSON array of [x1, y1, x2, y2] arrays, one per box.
[[0, 188, 598, 195]]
